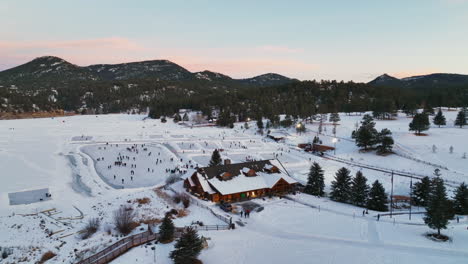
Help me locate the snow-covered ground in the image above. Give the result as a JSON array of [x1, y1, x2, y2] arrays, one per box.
[[0, 110, 467, 264]]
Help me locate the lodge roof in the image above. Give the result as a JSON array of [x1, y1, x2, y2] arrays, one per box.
[[200, 160, 271, 180], [194, 159, 298, 195]]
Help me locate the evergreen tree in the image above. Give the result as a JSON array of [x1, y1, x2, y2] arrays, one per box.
[[423, 104, 435, 115], [158, 215, 175, 243], [169, 227, 204, 264], [329, 112, 341, 124], [367, 180, 388, 211], [403, 102, 418, 117], [433, 109, 446, 128], [257, 116, 264, 130], [409, 113, 430, 135], [330, 167, 352, 203], [303, 162, 325, 196], [182, 112, 189, 122], [424, 177, 451, 236], [412, 176, 431, 207], [209, 149, 222, 166], [453, 182, 468, 215], [454, 109, 467, 128], [350, 171, 369, 207], [173, 113, 182, 123], [376, 128, 394, 154], [353, 114, 378, 150]]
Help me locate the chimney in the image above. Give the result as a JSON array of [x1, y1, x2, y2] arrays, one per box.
[[224, 159, 231, 165]]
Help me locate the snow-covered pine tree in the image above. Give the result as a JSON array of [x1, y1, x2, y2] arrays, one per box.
[[303, 162, 325, 197], [173, 113, 182, 123], [412, 176, 431, 206], [424, 177, 451, 236], [350, 171, 369, 207], [453, 182, 468, 215], [209, 149, 222, 166], [433, 108, 446, 127], [158, 215, 175, 243], [329, 167, 352, 203], [367, 180, 388, 211], [454, 109, 467, 128], [169, 227, 204, 264], [182, 113, 189, 122]]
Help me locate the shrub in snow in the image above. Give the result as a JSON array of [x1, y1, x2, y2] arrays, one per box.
[[113, 206, 136, 235], [80, 218, 100, 239]]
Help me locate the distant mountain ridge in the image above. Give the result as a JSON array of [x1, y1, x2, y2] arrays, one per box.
[[0, 56, 296, 88], [369, 73, 468, 88]]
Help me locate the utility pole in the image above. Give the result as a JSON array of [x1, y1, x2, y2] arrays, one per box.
[[409, 176, 412, 221], [390, 171, 394, 218]]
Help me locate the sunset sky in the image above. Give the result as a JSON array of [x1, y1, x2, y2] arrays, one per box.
[[1, 0, 468, 81]]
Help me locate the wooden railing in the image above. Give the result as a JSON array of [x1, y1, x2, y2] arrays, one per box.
[[76, 230, 157, 264], [191, 224, 231, 231]]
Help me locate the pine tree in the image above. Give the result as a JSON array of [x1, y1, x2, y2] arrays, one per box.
[[209, 149, 222, 166], [169, 227, 204, 264], [330, 167, 352, 203], [158, 215, 175, 243], [329, 112, 341, 124], [424, 177, 451, 236], [433, 109, 446, 128], [376, 128, 394, 154], [412, 176, 431, 206], [453, 182, 468, 215], [454, 109, 467, 128], [350, 171, 369, 207], [182, 113, 189, 122], [423, 104, 435, 115], [303, 162, 325, 196], [173, 113, 182, 123], [257, 116, 264, 130], [353, 114, 378, 150], [409, 113, 430, 135], [367, 180, 388, 211]]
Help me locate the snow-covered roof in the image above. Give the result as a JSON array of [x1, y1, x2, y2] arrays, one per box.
[[196, 173, 217, 194], [207, 170, 297, 195]]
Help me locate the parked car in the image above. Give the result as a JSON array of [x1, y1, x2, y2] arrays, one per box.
[[219, 201, 232, 212]]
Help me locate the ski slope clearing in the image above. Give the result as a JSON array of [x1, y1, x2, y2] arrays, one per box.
[[0, 110, 467, 263]]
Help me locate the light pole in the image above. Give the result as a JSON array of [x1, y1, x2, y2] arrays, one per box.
[[296, 122, 304, 135], [332, 137, 337, 155]]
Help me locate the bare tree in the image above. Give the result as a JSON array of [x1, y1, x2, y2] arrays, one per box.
[[114, 206, 136, 235]]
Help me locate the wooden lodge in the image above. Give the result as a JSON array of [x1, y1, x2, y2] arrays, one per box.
[[184, 160, 298, 202]]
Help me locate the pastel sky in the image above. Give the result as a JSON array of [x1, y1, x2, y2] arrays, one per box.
[[1, 0, 468, 81]]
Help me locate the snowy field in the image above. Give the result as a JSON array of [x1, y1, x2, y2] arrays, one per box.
[[0, 110, 467, 263]]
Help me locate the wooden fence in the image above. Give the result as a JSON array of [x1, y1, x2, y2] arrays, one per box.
[[191, 224, 231, 231], [76, 230, 157, 264]]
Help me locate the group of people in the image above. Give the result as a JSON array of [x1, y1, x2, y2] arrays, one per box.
[[240, 209, 251, 218], [94, 142, 188, 186]]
